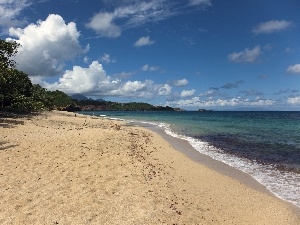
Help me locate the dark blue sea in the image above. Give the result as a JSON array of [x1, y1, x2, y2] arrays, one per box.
[[79, 111, 300, 208]]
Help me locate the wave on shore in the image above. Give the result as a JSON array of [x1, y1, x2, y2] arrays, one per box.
[[80, 112, 300, 208]]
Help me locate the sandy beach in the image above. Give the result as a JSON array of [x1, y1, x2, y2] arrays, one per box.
[[0, 111, 299, 225]]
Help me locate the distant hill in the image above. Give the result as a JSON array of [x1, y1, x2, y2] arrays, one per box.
[[95, 98, 105, 102], [70, 94, 105, 102], [70, 94, 184, 111], [70, 94, 89, 101]]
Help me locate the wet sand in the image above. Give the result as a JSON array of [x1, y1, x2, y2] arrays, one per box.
[[0, 111, 299, 224]]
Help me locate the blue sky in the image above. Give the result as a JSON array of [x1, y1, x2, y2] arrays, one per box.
[[1, 0, 300, 110]]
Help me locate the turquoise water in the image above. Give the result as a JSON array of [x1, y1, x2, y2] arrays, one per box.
[[79, 111, 300, 207]]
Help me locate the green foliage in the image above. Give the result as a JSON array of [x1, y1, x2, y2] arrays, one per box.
[[0, 39, 20, 69], [31, 84, 54, 109], [11, 95, 44, 112], [47, 90, 74, 109], [0, 68, 33, 108], [0, 39, 74, 113], [75, 98, 175, 111], [108, 102, 154, 111], [75, 99, 107, 107]]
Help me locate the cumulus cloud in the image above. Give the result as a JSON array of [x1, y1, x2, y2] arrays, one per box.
[[286, 64, 300, 74], [252, 20, 292, 35], [38, 61, 173, 98], [181, 89, 195, 98], [7, 14, 85, 77], [120, 80, 149, 94], [228, 46, 262, 63], [158, 84, 172, 96], [287, 96, 300, 105], [0, 0, 30, 30], [134, 36, 155, 47], [45, 61, 109, 94], [141, 64, 159, 72]]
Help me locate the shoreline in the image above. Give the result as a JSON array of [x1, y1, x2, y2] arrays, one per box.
[[140, 122, 300, 213], [0, 111, 299, 224]]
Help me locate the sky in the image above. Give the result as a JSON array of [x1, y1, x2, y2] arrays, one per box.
[[1, 0, 300, 110]]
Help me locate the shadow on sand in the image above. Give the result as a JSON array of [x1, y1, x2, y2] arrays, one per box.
[[0, 111, 40, 128]]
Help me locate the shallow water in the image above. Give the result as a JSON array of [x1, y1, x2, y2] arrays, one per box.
[[79, 110, 300, 208]]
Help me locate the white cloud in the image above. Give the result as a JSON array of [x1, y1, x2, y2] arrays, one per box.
[[287, 96, 300, 105], [86, 1, 175, 38], [121, 80, 148, 93], [45, 61, 109, 94], [134, 36, 155, 47], [252, 20, 292, 35], [168, 96, 275, 108], [246, 99, 275, 106], [158, 84, 172, 96], [101, 53, 116, 64], [85, 12, 121, 38], [141, 64, 159, 71], [83, 56, 89, 64], [169, 79, 189, 87], [228, 45, 262, 63], [0, 0, 30, 29], [7, 14, 84, 77], [181, 89, 196, 98], [85, 1, 211, 38], [106, 79, 163, 98], [286, 64, 300, 74], [37, 61, 172, 98], [189, 0, 212, 6]]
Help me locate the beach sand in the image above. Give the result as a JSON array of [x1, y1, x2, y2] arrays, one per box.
[[0, 111, 299, 225]]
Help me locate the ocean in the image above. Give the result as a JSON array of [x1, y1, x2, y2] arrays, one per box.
[[78, 110, 300, 208]]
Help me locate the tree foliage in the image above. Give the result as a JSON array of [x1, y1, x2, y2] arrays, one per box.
[[47, 90, 74, 109], [73, 99, 176, 111], [0, 39, 20, 69], [0, 39, 74, 113]]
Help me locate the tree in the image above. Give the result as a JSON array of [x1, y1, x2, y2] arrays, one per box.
[[47, 90, 74, 108], [31, 84, 54, 109], [0, 39, 20, 69], [0, 39, 75, 112], [0, 68, 33, 108], [0, 39, 43, 112]]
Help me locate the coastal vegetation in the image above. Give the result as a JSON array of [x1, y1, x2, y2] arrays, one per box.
[[0, 39, 179, 113], [72, 96, 179, 111], [0, 39, 76, 112]]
